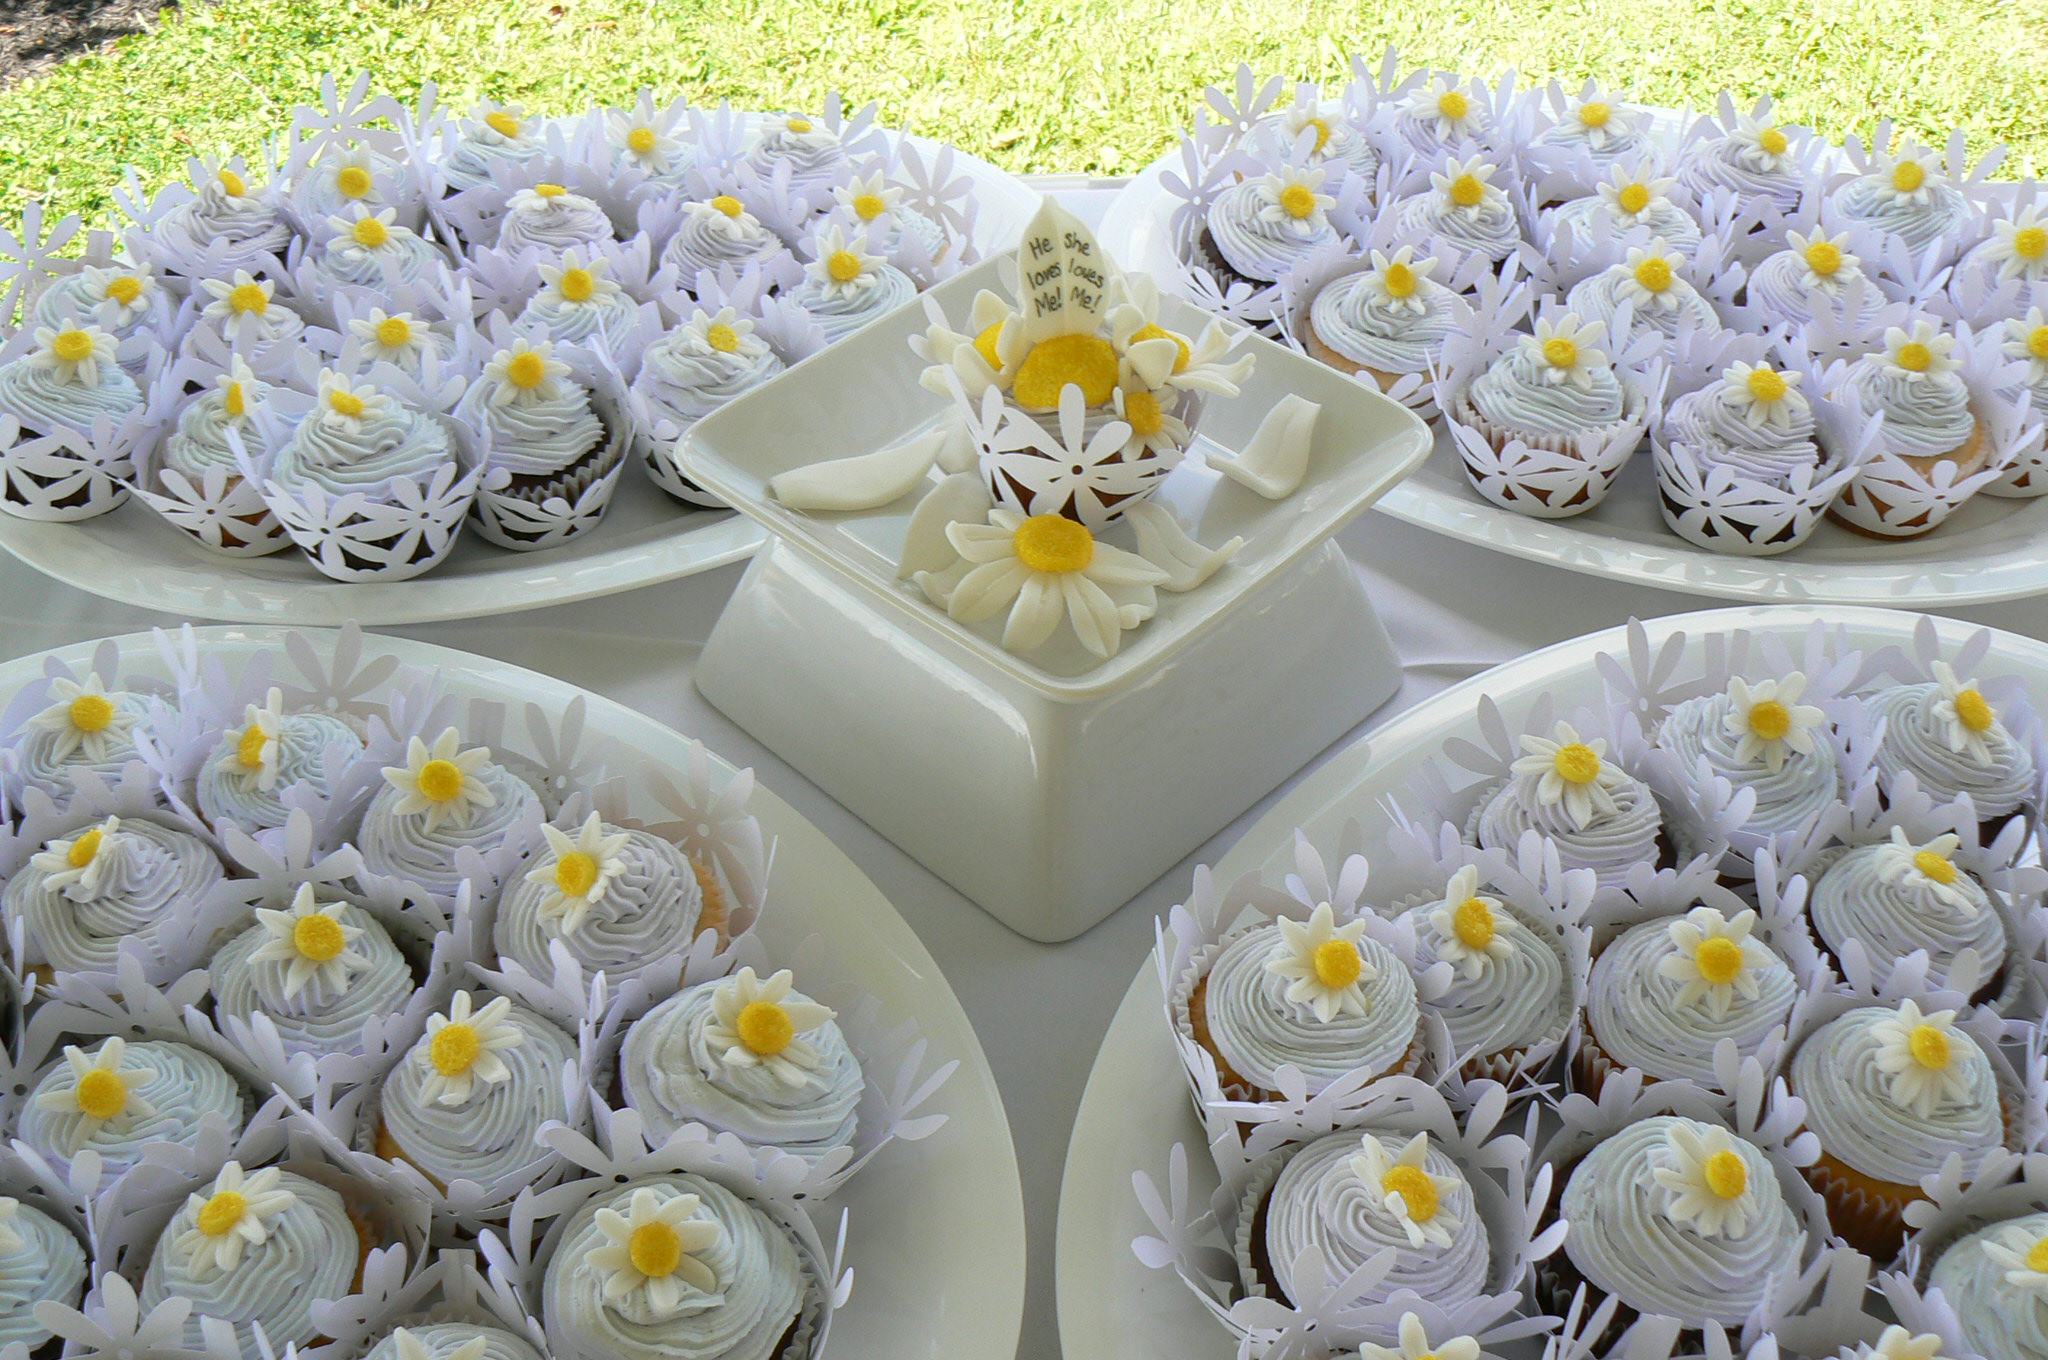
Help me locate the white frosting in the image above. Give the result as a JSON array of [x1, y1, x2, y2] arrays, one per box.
[[1566, 262, 1722, 346], [20, 1038, 245, 1180], [1810, 837, 2006, 994], [0, 346, 143, 435], [197, 708, 362, 831], [1746, 244, 1884, 331], [746, 118, 848, 188], [1203, 174, 1337, 282], [356, 761, 540, 896], [1657, 688, 1836, 833], [1201, 920, 1419, 1091], [1930, 1211, 2048, 1360], [1309, 262, 1463, 375], [1790, 1005, 2003, 1185], [5, 817, 224, 973], [497, 189, 615, 255], [1466, 328, 1629, 441], [1585, 915, 1797, 1084], [1403, 892, 1568, 1060], [363, 1324, 545, 1360], [379, 1000, 574, 1185], [163, 373, 270, 481], [1833, 168, 1966, 253], [1676, 131, 1804, 214], [660, 201, 784, 293], [1869, 680, 2038, 816], [269, 390, 457, 500], [634, 318, 784, 430], [455, 367, 605, 481], [1845, 352, 1975, 462], [162, 173, 292, 261], [1470, 759, 1663, 892], [210, 902, 416, 1058], [493, 825, 709, 978], [0, 1198, 87, 1351]]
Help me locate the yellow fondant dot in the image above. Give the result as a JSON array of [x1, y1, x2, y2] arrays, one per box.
[[825, 250, 864, 283], [1012, 513, 1095, 574], [1011, 333, 1119, 409], [1382, 262, 1418, 298], [1312, 937, 1363, 989], [293, 913, 345, 962], [485, 111, 522, 139], [327, 388, 365, 418], [706, 323, 741, 354], [735, 999, 795, 1055], [1748, 697, 1791, 738], [972, 322, 1004, 371], [1551, 741, 1601, 784], [1121, 388, 1164, 437], [1695, 935, 1746, 985], [558, 267, 596, 302], [1803, 241, 1843, 276], [68, 693, 114, 732], [1278, 183, 1318, 219], [74, 1068, 127, 1121], [1745, 369, 1790, 404], [335, 165, 374, 198], [534, 183, 566, 199], [416, 757, 465, 802], [222, 381, 247, 417], [1616, 183, 1651, 215], [785, 116, 813, 133], [375, 317, 413, 349], [626, 126, 658, 155], [1303, 117, 1332, 154], [1578, 101, 1612, 128], [2014, 226, 2048, 261], [350, 216, 389, 249], [504, 346, 549, 386], [65, 828, 103, 868], [1909, 1023, 1952, 1069], [216, 169, 246, 197], [1895, 342, 1934, 372], [1452, 897, 1495, 949], [227, 282, 268, 315], [1382, 1165, 1439, 1221], [1448, 173, 1485, 208], [1891, 160, 1926, 193], [236, 724, 268, 767], [196, 1190, 245, 1237], [2028, 326, 2048, 360], [1954, 688, 1995, 731], [105, 275, 143, 305], [852, 192, 886, 220], [1436, 90, 1470, 121], [1703, 1148, 1748, 1199], [554, 850, 599, 897], [1128, 322, 1191, 373], [1757, 126, 1789, 156], [1633, 256, 1674, 292], [628, 1221, 683, 1277], [2026, 1236, 2048, 1273], [50, 329, 95, 363], [1913, 849, 1958, 884], [1541, 337, 1578, 369], [710, 195, 745, 218], [428, 1022, 479, 1076]]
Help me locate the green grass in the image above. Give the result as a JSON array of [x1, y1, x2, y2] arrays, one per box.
[[1, 0, 2044, 232]]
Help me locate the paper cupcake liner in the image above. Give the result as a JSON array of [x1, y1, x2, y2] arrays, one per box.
[[1983, 411, 2048, 498], [1446, 382, 1650, 518]]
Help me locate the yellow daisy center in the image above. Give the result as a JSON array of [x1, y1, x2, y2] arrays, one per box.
[[629, 1221, 684, 1277], [428, 1021, 479, 1075], [1011, 333, 1119, 408], [51, 329, 95, 363], [1278, 183, 1318, 219], [505, 349, 550, 390], [217, 169, 246, 197], [74, 1068, 127, 1121], [375, 316, 413, 349], [328, 388, 365, 418], [558, 267, 596, 302], [735, 999, 795, 1055], [228, 282, 268, 315], [1121, 388, 1164, 437], [826, 250, 865, 283], [1802, 241, 1843, 276], [2014, 226, 2048, 260], [1895, 341, 1934, 372], [1954, 687, 1995, 731], [706, 323, 741, 354], [196, 1190, 246, 1237], [1745, 369, 1789, 404], [2026, 1236, 2048, 1272], [1578, 101, 1612, 128], [222, 381, 247, 417], [1632, 256, 1673, 292], [1695, 935, 1746, 985], [534, 183, 566, 199], [1908, 1023, 1951, 1069], [1757, 126, 1789, 156], [1452, 897, 1495, 949], [1437, 90, 1470, 121], [236, 724, 268, 767], [1303, 116, 1331, 153], [105, 275, 143, 305], [1012, 512, 1095, 574], [1382, 1165, 1439, 1221], [1747, 697, 1791, 738], [293, 912, 345, 962], [1541, 336, 1578, 369], [1311, 937, 1362, 989], [786, 116, 813, 132], [1448, 173, 1485, 208], [554, 849, 599, 897], [335, 164, 373, 198], [1552, 741, 1602, 783], [1891, 160, 1926, 193], [710, 194, 745, 218], [1703, 1148, 1748, 1199], [2028, 326, 2048, 360], [1913, 848, 1957, 884], [1615, 183, 1651, 214], [66, 828, 103, 868], [1382, 261, 1418, 298], [971, 321, 1005, 370], [485, 111, 521, 139], [68, 693, 114, 732], [350, 216, 389, 249], [852, 192, 886, 220], [626, 126, 658, 155], [1128, 322, 1191, 373], [416, 757, 466, 802]]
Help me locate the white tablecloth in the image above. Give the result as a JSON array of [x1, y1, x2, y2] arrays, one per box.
[[13, 190, 2048, 1360]]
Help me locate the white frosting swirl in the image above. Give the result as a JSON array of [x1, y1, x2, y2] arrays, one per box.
[[0, 353, 143, 435], [1310, 272, 1462, 374], [314, 228, 442, 291], [620, 980, 862, 1162], [1466, 343, 1628, 440], [1833, 176, 1966, 253], [1395, 189, 1520, 264], [543, 1176, 806, 1360], [441, 132, 545, 193], [518, 288, 639, 353], [12, 689, 151, 791], [31, 270, 164, 344], [1930, 1211, 2048, 1360], [20, 1039, 245, 1179], [1676, 139, 1804, 214], [1551, 194, 1702, 252], [1869, 682, 2038, 816], [211, 903, 417, 1057], [1845, 355, 1976, 460], [290, 147, 405, 225], [378, 1003, 575, 1184], [660, 209, 784, 293], [746, 122, 848, 188], [497, 196, 615, 256], [1657, 690, 1837, 833], [456, 374, 604, 480], [1810, 843, 2007, 992], [363, 1324, 545, 1360], [357, 762, 540, 896], [634, 332, 784, 431], [270, 400, 456, 499], [163, 180, 293, 262], [1745, 248, 1884, 330], [1566, 267, 1722, 345], [1404, 902, 1568, 1059], [1586, 918, 1798, 1083], [164, 379, 270, 480], [789, 262, 917, 342], [5, 818, 225, 973], [1202, 923, 1418, 1091], [1203, 179, 1337, 283], [493, 827, 708, 977], [0, 1200, 87, 1351], [1471, 766, 1663, 890], [1790, 1006, 2003, 1184], [1559, 1116, 1806, 1325], [196, 710, 362, 831]]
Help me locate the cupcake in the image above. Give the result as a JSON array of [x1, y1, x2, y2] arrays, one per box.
[[160, 356, 270, 491], [1393, 76, 1492, 158], [19, 1036, 246, 1180], [364, 1325, 545, 1360], [1867, 658, 2040, 830], [355, 727, 541, 897], [375, 990, 576, 1189], [1393, 156, 1520, 267], [495, 184, 616, 256], [1534, 87, 1653, 173], [1788, 999, 2006, 1256], [289, 144, 407, 228], [789, 224, 916, 342], [660, 196, 787, 295], [1831, 145, 1967, 256], [516, 251, 639, 354], [1302, 247, 1469, 390], [634, 308, 786, 434], [138, 1160, 366, 1360], [1467, 720, 1667, 892], [0, 1196, 88, 1354], [1399, 865, 1571, 1082], [312, 205, 443, 292], [619, 967, 863, 1164], [1239, 1128, 1491, 1309], [1745, 228, 1886, 332], [1184, 902, 1422, 1101], [0, 321, 143, 439], [12, 669, 151, 794], [3, 815, 227, 976], [441, 101, 548, 194], [154, 161, 293, 270], [1578, 906, 1799, 1090], [267, 370, 463, 547], [1197, 166, 1339, 287], [828, 170, 948, 262], [607, 95, 693, 188], [1655, 670, 1838, 837], [456, 338, 608, 510], [1545, 1116, 1807, 1332], [189, 271, 307, 357], [746, 112, 849, 190], [1955, 205, 2048, 295], [2007, 304, 2048, 422], [1808, 831, 2009, 999], [344, 308, 452, 379], [195, 685, 365, 833], [1927, 1211, 2048, 1360], [1258, 97, 1381, 185], [542, 1176, 810, 1360], [1676, 112, 1809, 217], [1835, 320, 1986, 524], [1567, 242, 1723, 352], [1549, 163, 1703, 254], [209, 883, 418, 1059], [491, 812, 728, 982], [30, 263, 170, 357]]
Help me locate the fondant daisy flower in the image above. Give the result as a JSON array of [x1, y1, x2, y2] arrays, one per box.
[[1104, 273, 1252, 398], [317, 146, 381, 205], [325, 205, 404, 260], [1987, 206, 2048, 283], [193, 155, 260, 202], [470, 100, 531, 144], [483, 338, 572, 408], [30, 815, 123, 896], [391, 1328, 491, 1360], [1264, 900, 1378, 1022], [313, 370, 385, 435], [1868, 146, 1941, 205], [216, 686, 284, 791], [1616, 243, 1687, 312], [1565, 87, 1631, 149], [199, 270, 279, 323], [1361, 247, 1436, 318], [1718, 672, 1824, 767], [0, 1200, 20, 1255], [1349, 1131, 1463, 1248], [348, 308, 432, 366], [834, 169, 906, 226], [1731, 113, 1795, 172], [608, 92, 685, 174], [585, 1186, 722, 1315], [34, 1038, 156, 1134], [1427, 865, 1513, 979], [1360, 1313, 1481, 1360], [941, 507, 1169, 660], [248, 882, 370, 1000], [1519, 315, 1608, 393], [1406, 77, 1483, 140], [508, 183, 599, 218], [173, 1162, 298, 1279], [524, 812, 632, 935], [1875, 828, 1977, 915], [26, 671, 137, 764], [2005, 308, 2048, 386], [538, 250, 622, 310], [414, 991, 523, 1107], [692, 194, 763, 241], [1657, 906, 1770, 1018], [805, 222, 887, 299], [77, 263, 157, 326], [1871, 998, 1976, 1119], [1981, 1222, 2048, 1295], [28, 323, 117, 387], [1431, 156, 1499, 219], [675, 306, 772, 361], [1276, 97, 1341, 159], [1865, 1327, 1954, 1360], [380, 727, 497, 832], [1510, 719, 1627, 828], [1784, 227, 1860, 293], [1650, 1120, 1760, 1238], [1111, 384, 1190, 465], [1931, 660, 2002, 765], [1880, 320, 1960, 382], [704, 967, 836, 1087], [1256, 165, 1334, 238], [1718, 363, 1809, 435], [206, 357, 261, 430], [1593, 161, 1675, 229]]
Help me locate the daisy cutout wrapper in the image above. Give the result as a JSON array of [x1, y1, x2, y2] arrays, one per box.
[[1349, 1130, 1464, 1249], [381, 726, 497, 832], [1256, 166, 1335, 238], [29, 814, 123, 896], [1361, 1313, 1481, 1360], [1427, 864, 1514, 980], [1874, 828, 1978, 916], [1718, 362, 1809, 435], [524, 812, 632, 936], [1871, 998, 1978, 1119], [1263, 900, 1378, 1022], [1720, 671, 1825, 768], [1510, 719, 1628, 829], [1981, 1221, 2048, 1293], [34, 1036, 157, 1135], [216, 685, 285, 791], [26, 670, 137, 763], [586, 1185, 724, 1317], [1658, 905, 1773, 1018], [247, 881, 370, 1001], [1931, 660, 2004, 765], [172, 1160, 298, 1279], [1650, 1119, 1762, 1238], [704, 966, 836, 1088], [29, 322, 118, 387], [414, 991, 523, 1107]]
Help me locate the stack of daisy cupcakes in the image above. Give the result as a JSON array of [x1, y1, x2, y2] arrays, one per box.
[[0, 625, 956, 1360]]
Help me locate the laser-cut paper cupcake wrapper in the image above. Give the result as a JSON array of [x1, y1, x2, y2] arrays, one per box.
[[274, 74, 433, 244], [0, 328, 169, 523], [1653, 390, 1884, 557], [118, 154, 298, 288], [325, 1247, 548, 1360], [464, 344, 635, 553]]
